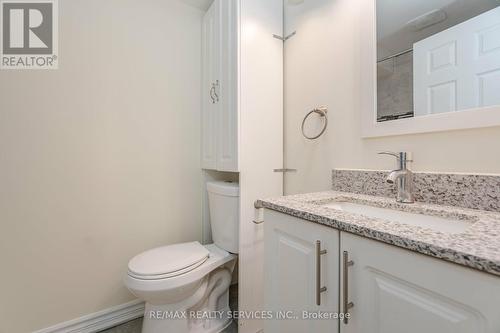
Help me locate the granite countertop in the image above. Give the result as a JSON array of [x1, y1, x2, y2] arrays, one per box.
[[256, 191, 500, 277]]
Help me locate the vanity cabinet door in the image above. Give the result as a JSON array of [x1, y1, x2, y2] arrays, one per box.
[[340, 232, 500, 333], [264, 210, 340, 333]]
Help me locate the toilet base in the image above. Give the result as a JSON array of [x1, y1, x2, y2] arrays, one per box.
[[186, 306, 233, 333], [125, 245, 237, 333], [142, 292, 233, 333], [141, 266, 235, 333]]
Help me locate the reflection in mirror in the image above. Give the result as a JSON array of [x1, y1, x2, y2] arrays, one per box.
[[376, 0, 500, 122]]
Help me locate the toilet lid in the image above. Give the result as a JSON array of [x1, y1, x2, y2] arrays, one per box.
[[128, 241, 210, 279]]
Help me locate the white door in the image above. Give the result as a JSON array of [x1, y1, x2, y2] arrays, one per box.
[[340, 232, 500, 333], [201, 1, 219, 170], [217, 0, 239, 172], [414, 6, 500, 116], [264, 210, 340, 333]]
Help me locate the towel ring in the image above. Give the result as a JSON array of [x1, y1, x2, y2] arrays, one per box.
[[301, 107, 328, 140]]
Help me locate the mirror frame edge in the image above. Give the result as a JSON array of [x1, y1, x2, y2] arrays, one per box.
[[360, 0, 500, 139]]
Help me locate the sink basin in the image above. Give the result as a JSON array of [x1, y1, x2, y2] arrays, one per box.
[[322, 201, 472, 234]]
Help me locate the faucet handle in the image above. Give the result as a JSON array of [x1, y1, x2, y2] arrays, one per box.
[[378, 151, 400, 159], [377, 151, 413, 162]]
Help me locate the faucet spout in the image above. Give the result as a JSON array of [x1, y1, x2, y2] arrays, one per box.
[[386, 170, 406, 184], [378, 151, 415, 204], [387, 169, 414, 203]]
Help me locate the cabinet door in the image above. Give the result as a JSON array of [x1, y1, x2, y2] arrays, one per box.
[[340, 232, 500, 333], [216, 0, 239, 172], [264, 210, 340, 333], [201, 0, 219, 170]]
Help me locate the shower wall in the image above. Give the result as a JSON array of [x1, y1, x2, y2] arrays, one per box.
[[377, 52, 414, 120]]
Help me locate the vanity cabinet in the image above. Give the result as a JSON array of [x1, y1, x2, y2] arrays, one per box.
[[264, 210, 340, 333], [264, 210, 500, 333], [201, 0, 238, 172]]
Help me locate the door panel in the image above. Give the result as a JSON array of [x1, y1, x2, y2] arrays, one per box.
[[201, 2, 219, 169], [264, 210, 339, 333], [371, 269, 483, 333], [340, 232, 500, 333], [217, 0, 238, 172], [414, 7, 500, 115]]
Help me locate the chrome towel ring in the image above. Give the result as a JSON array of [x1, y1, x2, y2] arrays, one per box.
[[301, 107, 328, 140]]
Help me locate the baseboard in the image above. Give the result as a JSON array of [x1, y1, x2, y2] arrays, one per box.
[[33, 300, 145, 333]]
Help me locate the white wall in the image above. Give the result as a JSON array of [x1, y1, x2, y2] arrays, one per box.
[[284, 0, 500, 195], [0, 1, 203, 332]]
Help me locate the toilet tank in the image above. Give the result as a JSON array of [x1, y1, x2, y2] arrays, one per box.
[[207, 181, 239, 254]]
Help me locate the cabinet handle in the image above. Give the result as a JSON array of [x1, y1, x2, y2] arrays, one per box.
[[209, 85, 216, 104], [316, 240, 327, 306], [342, 251, 354, 324], [213, 80, 219, 103]]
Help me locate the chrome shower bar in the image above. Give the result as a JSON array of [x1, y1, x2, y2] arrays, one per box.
[[377, 48, 413, 63]]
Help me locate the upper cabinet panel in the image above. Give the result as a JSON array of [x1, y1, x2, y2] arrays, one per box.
[[202, 0, 239, 172], [201, 2, 219, 170], [217, 0, 239, 172]]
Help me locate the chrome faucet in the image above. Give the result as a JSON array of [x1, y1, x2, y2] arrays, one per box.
[[378, 151, 415, 204]]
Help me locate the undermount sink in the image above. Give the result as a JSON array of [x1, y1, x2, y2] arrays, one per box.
[[322, 201, 472, 234]]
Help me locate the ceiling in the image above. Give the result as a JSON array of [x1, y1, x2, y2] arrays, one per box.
[[178, 0, 213, 11], [377, 0, 500, 58]]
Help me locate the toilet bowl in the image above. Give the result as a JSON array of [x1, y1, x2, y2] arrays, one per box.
[[124, 181, 239, 333]]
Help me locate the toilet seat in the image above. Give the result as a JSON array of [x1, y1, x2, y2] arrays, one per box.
[[125, 244, 236, 298], [127, 241, 210, 280]]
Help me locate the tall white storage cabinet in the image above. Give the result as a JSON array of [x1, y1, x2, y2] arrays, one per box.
[[202, 0, 239, 172], [202, 1, 284, 332]]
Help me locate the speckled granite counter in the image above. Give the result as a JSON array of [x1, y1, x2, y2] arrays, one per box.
[[256, 191, 500, 277]]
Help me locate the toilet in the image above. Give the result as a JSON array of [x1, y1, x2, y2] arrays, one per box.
[[124, 181, 239, 333]]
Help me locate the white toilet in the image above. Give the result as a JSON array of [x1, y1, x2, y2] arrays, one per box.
[[124, 181, 239, 333]]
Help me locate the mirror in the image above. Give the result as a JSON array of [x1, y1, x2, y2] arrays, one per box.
[[376, 1, 500, 122]]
